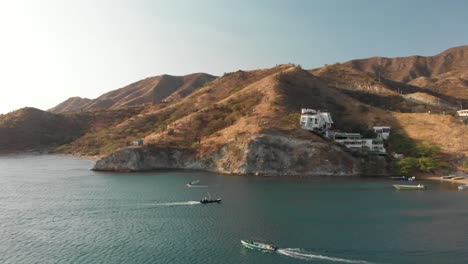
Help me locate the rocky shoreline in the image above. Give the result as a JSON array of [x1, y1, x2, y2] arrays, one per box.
[[92, 134, 373, 176]]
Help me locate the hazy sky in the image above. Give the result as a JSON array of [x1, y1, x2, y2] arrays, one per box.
[[1, 0, 467, 114]]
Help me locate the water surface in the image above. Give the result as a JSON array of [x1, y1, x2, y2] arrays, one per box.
[[0, 155, 467, 264]]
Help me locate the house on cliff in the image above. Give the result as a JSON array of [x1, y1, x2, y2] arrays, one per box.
[[457, 109, 468, 119], [299, 108, 333, 133], [300, 109, 388, 155], [373, 126, 391, 140]]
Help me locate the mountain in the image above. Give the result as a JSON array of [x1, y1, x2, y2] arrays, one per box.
[[343, 45, 468, 101], [1, 46, 467, 175], [49, 97, 92, 113], [0, 107, 85, 152], [49, 73, 216, 113]]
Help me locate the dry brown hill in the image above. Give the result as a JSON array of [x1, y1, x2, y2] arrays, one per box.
[[1, 60, 466, 174], [0, 107, 85, 152], [344, 45, 468, 83], [408, 69, 468, 100], [311, 64, 459, 112], [49, 73, 216, 113], [343, 45, 468, 101], [49, 97, 92, 113]]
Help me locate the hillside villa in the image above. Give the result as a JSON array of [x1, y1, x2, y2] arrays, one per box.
[[457, 109, 468, 119], [299, 108, 333, 132], [300, 108, 388, 154], [372, 126, 391, 140]]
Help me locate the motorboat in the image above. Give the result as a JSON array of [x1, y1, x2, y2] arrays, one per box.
[[458, 185, 468, 190], [440, 175, 455, 179], [241, 240, 278, 251], [452, 176, 465, 180], [200, 193, 221, 204], [200, 197, 222, 204], [187, 180, 200, 186], [390, 176, 415, 181], [393, 184, 426, 190]]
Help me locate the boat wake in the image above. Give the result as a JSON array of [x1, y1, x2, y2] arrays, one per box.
[[186, 184, 208, 188], [143, 201, 201, 206], [277, 248, 372, 264]]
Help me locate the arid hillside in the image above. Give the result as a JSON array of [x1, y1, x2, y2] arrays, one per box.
[[1, 46, 467, 175], [343, 45, 468, 101], [49, 73, 216, 113], [49, 97, 92, 113], [312, 64, 460, 112]]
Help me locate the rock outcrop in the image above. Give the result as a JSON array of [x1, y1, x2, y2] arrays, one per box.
[[93, 134, 361, 176]]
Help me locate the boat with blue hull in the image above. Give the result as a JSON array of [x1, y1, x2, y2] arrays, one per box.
[[390, 176, 415, 181]]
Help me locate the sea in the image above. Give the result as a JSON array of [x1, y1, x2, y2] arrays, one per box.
[[0, 155, 467, 264]]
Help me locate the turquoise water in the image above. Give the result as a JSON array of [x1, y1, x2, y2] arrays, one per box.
[[1, 155, 467, 264]]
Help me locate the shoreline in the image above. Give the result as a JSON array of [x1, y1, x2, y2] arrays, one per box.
[[0, 152, 101, 162], [423, 176, 468, 185]]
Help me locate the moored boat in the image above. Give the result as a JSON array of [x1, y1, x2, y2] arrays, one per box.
[[393, 184, 426, 190], [452, 176, 465, 180], [458, 185, 468, 190], [440, 175, 455, 179], [390, 176, 415, 181], [241, 240, 278, 251]]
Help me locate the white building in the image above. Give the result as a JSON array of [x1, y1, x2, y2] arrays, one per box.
[[373, 126, 391, 140], [331, 132, 387, 154], [300, 108, 333, 132], [362, 138, 386, 153], [333, 132, 364, 151], [457, 109, 468, 118]]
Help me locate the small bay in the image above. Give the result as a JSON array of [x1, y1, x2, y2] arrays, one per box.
[[0, 155, 467, 264]]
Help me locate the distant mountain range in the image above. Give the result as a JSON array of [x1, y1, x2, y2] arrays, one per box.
[[343, 45, 468, 99], [1, 46, 467, 175], [49, 73, 215, 113]]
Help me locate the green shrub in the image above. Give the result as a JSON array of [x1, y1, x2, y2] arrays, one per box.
[[388, 134, 417, 156], [415, 144, 440, 157], [359, 105, 369, 113], [398, 157, 419, 174], [418, 157, 439, 173]]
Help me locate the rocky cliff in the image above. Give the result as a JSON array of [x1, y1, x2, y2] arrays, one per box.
[[93, 134, 361, 176]]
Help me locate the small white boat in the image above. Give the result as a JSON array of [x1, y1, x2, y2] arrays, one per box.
[[458, 185, 468, 190], [452, 176, 465, 180], [441, 175, 455, 179], [393, 184, 426, 190], [241, 240, 278, 251]]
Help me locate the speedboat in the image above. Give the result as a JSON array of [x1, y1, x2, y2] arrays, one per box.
[[187, 180, 200, 186], [393, 184, 426, 190], [200, 193, 221, 204], [241, 240, 278, 251], [458, 185, 468, 190], [200, 197, 222, 204]]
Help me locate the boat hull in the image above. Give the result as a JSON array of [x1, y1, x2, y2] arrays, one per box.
[[393, 184, 426, 190], [241, 240, 277, 251], [200, 198, 221, 204]]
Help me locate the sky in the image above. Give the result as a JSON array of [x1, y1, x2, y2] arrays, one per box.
[[0, 0, 467, 114]]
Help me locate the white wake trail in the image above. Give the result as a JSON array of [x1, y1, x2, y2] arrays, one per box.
[[277, 248, 372, 264], [186, 184, 208, 188], [142, 201, 201, 206]]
